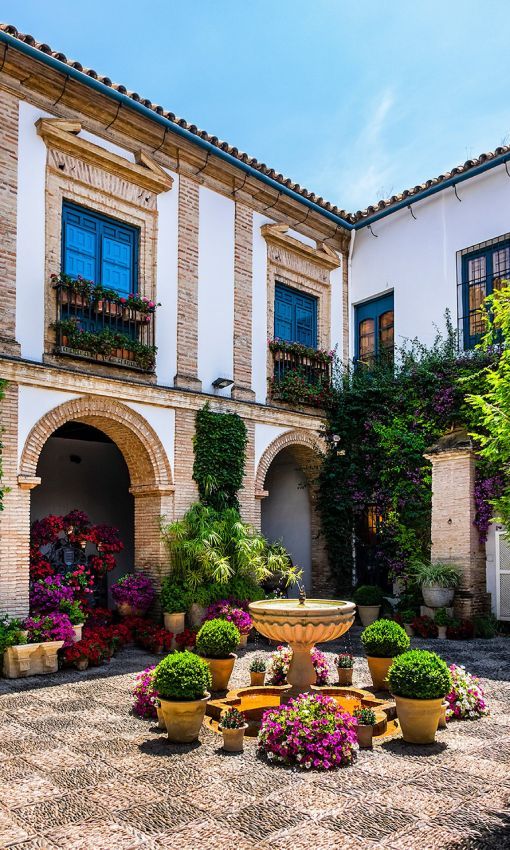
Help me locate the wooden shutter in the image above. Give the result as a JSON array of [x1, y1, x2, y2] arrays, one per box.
[[274, 283, 317, 346], [62, 205, 99, 281], [496, 529, 510, 620]]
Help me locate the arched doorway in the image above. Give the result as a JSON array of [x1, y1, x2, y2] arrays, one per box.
[[16, 395, 174, 615], [31, 421, 134, 603], [256, 430, 328, 596]]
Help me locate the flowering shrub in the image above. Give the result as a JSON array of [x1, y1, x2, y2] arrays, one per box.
[[174, 628, 197, 650], [132, 665, 158, 719], [335, 653, 353, 669], [202, 599, 252, 635], [411, 615, 438, 639], [111, 573, 155, 611], [445, 664, 489, 721], [134, 622, 173, 654], [258, 692, 357, 770], [266, 645, 330, 685], [24, 612, 75, 647], [30, 575, 74, 613]]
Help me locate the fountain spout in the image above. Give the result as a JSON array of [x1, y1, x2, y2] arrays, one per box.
[[298, 583, 306, 606]]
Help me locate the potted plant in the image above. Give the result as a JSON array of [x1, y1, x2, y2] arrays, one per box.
[[361, 619, 410, 691], [434, 607, 449, 639], [334, 653, 354, 686], [196, 618, 240, 691], [111, 572, 155, 617], [4, 613, 75, 678], [387, 649, 452, 744], [219, 707, 248, 752], [160, 577, 191, 637], [249, 657, 266, 686], [0, 616, 28, 676], [353, 706, 377, 748], [399, 609, 415, 638], [412, 562, 460, 608], [353, 585, 384, 627], [59, 599, 85, 642], [153, 651, 211, 742], [63, 640, 89, 671]]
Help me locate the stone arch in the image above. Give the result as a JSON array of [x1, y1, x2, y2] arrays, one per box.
[[18, 395, 175, 611], [256, 429, 331, 596]]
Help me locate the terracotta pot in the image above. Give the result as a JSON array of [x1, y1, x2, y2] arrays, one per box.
[[164, 612, 185, 635], [336, 667, 353, 686], [404, 624, 414, 638], [72, 624, 83, 643], [202, 653, 237, 691], [437, 701, 448, 729], [366, 656, 393, 691], [250, 671, 266, 687], [220, 724, 248, 752], [437, 625, 447, 639], [356, 723, 374, 748], [238, 634, 248, 649], [394, 695, 444, 744], [117, 603, 144, 618], [421, 585, 455, 608], [358, 605, 381, 627], [158, 693, 210, 743], [156, 704, 166, 730], [76, 658, 89, 671]]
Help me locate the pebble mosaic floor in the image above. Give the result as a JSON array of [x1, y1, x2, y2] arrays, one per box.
[[0, 629, 509, 849]]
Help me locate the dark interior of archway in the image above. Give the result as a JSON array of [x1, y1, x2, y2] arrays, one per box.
[[32, 421, 134, 602]]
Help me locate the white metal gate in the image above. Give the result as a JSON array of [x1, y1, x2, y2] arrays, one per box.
[[495, 529, 510, 620]]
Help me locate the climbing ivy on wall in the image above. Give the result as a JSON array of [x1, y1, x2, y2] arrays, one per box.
[[193, 403, 248, 511], [318, 317, 497, 594], [0, 380, 6, 511]]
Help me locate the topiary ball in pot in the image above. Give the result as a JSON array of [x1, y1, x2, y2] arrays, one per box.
[[153, 651, 212, 743], [388, 649, 452, 744], [196, 618, 240, 691], [361, 619, 410, 691]]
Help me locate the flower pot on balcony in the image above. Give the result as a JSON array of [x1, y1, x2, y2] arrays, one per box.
[[62, 290, 84, 308], [3, 641, 64, 678], [158, 693, 210, 743]]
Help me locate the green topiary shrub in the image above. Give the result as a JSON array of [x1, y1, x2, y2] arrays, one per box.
[[361, 619, 410, 658], [196, 618, 240, 658], [353, 585, 384, 606], [154, 651, 211, 701], [388, 650, 452, 700], [160, 577, 192, 614]]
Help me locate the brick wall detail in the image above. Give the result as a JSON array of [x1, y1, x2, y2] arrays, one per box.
[[174, 176, 201, 391], [0, 89, 21, 355], [232, 203, 255, 401]]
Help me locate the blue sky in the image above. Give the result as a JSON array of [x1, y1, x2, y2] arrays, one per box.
[[2, 1, 510, 212]]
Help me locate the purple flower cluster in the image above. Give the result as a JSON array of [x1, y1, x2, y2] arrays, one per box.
[[111, 572, 155, 610], [203, 599, 252, 635], [310, 648, 329, 685], [132, 664, 158, 719], [23, 612, 76, 647], [474, 473, 505, 542], [30, 575, 74, 613], [257, 693, 358, 770]]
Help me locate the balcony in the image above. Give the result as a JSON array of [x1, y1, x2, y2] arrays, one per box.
[[269, 340, 334, 409], [52, 275, 157, 373]]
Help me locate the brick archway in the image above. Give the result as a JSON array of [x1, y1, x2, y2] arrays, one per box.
[[17, 395, 175, 613], [255, 429, 331, 596]]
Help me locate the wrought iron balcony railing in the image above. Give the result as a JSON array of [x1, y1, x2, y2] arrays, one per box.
[[269, 341, 333, 409], [52, 280, 157, 373]]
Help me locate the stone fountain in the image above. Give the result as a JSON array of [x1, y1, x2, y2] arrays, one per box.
[[248, 590, 356, 695]]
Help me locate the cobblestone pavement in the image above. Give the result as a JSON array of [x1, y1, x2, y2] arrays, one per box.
[[0, 630, 509, 850]]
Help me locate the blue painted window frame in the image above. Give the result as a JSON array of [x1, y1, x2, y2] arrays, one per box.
[[61, 201, 139, 295], [461, 240, 510, 349], [274, 282, 318, 347], [354, 292, 394, 362]]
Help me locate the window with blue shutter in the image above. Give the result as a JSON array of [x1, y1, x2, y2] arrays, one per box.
[[62, 201, 138, 295], [354, 293, 394, 364], [274, 283, 318, 347]]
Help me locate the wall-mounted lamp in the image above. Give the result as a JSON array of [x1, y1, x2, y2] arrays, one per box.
[[212, 377, 234, 390]]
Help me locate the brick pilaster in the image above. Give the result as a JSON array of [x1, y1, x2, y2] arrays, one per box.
[[0, 89, 21, 356], [174, 176, 202, 391], [173, 408, 199, 517], [232, 203, 256, 401]]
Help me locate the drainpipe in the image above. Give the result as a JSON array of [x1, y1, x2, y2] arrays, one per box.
[[0, 30, 354, 233]]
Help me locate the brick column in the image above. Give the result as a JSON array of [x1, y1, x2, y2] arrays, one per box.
[[173, 408, 199, 518], [238, 419, 257, 524], [0, 90, 21, 356], [0, 384, 30, 617], [174, 175, 202, 391], [425, 429, 490, 618], [232, 203, 256, 401], [131, 486, 175, 593]]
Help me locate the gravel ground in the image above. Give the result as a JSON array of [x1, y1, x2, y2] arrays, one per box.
[[0, 628, 509, 849]]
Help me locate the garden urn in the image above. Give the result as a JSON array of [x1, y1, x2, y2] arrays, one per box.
[[250, 670, 265, 687], [358, 605, 380, 627], [204, 654, 237, 691], [220, 723, 248, 753], [367, 656, 393, 691], [164, 612, 185, 635], [356, 723, 374, 749], [421, 586, 454, 608], [158, 693, 210, 743], [394, 695, 444, 744], [336, 667, 353, 686]]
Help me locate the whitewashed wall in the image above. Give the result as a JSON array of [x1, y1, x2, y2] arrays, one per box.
[[18, 386, 79, 463], [350, 165, 510, 354], [155, 170, 179, 385], [252, 212, 273, 403]]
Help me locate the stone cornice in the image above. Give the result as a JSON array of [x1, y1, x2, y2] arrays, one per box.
[[261, 223, 341, 271], [36, 118, 173, 195]]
